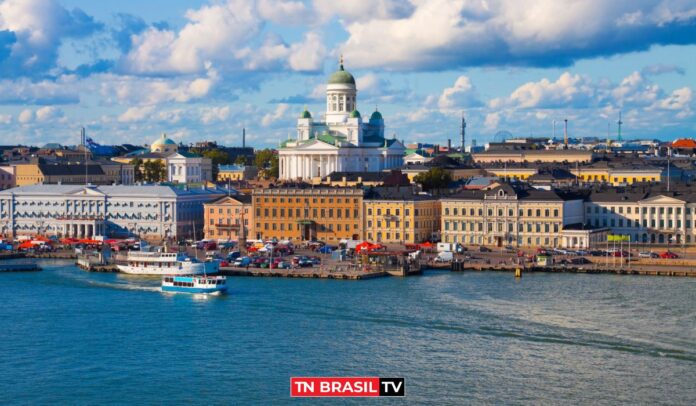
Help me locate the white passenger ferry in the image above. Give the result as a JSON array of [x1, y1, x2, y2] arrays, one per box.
[[117, 251, 218, 276]]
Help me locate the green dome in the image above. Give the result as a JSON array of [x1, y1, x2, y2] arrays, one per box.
[[299, 109, 312, 119], [350, 109, 361, 118], [152, 133, 176, 146], [328, 64, 356, 85], [370, 110, 383, 121]]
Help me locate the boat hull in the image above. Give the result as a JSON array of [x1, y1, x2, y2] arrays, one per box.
[[161, 285, 227, 294], [116, 263, 206, 275]]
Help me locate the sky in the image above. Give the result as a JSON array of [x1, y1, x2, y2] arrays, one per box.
[[1, 0, 695, 149]]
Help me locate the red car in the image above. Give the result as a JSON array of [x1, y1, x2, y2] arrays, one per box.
[[612, 251, 627, 257], [660, 251, 679, 259]]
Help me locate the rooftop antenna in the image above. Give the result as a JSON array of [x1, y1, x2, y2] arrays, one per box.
[[82, 127, 88, 186], [617, 110, 623, 142], [563, 119, 568, 149], [460, 112, 466, 154]]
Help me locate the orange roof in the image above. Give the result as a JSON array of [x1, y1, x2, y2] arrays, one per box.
[[672, 138, 696, 148]]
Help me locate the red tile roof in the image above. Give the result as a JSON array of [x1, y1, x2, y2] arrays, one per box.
[[672, 138, 696, 148]]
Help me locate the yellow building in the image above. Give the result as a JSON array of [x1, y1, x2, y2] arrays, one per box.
[[473, 149, 594, 164], [572, 164, 662, 185], [253, 187, 363, 243], [482, 167, 538, 181], [203, 195, 253, 241], [217, 165, 259, 182], [13, 163, 44, 186], [440, 184, 585, 247], [364, 195, 440, 244]]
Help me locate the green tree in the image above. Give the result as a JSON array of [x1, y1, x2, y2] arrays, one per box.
[[130, 157, 144, 182], [201, 149, 230, 180], [234, 155, 248, 165], [254, 149, 279, 179], [414, 167, 452, 192], [143, 159, 166, 183]]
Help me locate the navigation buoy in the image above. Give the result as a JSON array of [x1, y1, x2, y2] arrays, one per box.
[[515, 268, 522, 278]]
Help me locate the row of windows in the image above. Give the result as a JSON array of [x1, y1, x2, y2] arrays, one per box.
[[256, 197, 359, 204], [366, 232, 410, 242], [443, 207, 559, 217], [366, 219, 438, 229], [257, 207, 358, 219], [444, 234, 560, 247], [444, 221, 560, 233], [589, 218, 695, 229], [366, 207, 437, 216], [209, 219, 249, 226], [257, 222, 357, 232], [587, 205, 690, 215], [208, 207, 249, 214]]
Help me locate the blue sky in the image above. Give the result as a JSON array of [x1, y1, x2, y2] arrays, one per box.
[[1, 0, 695, 148]]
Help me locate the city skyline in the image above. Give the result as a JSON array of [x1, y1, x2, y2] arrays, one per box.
[[1, 0, 695, 147]]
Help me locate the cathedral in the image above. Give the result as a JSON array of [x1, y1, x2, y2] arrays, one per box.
[[278, 60, 405, 180]]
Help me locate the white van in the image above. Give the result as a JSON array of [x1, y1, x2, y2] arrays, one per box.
[[434, 251, 453, 262]]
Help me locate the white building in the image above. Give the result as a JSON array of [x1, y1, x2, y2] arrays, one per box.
[[278, 60, 405, 180], [167, 152, 209, 184], [0, 184, 224, 242]]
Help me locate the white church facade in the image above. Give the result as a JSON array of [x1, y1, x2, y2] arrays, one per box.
[[278, 61, 405, 180]]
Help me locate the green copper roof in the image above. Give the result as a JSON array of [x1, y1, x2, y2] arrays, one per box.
[[370, 110, 383, 121], [299, 109, 312, 119], [350, 109, 361, 118], [328, 64, 356, 85]]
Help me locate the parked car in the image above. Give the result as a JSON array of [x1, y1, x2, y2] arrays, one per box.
[[660, 251, 679, 259], [479, 246, 492, 252], [233, 257, 251, 267], [639, 251, 659, 258], [227, 251, 241, 261], [589, 250, 605, 257], [612, 251, 627, 257], [504, 245, 516, 253], [575, 250, 589, 256]]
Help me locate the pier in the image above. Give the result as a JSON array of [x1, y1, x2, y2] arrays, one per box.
[[219, 266, 387, 279]]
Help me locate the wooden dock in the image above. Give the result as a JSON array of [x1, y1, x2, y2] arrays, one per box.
[[449, 262, 696, 277], [219, 266, 387, 280]]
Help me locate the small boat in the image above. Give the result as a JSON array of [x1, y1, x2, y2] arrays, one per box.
[[117, 251, 218, 275], [161, 275, 227, 294]]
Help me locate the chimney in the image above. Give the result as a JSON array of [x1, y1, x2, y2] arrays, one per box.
[[242, 127, 246, 148], [563, 119, 568, 149], [447, 139, 451, 151]]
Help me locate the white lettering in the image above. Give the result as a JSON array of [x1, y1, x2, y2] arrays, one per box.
[[295, 382, 313, 393]]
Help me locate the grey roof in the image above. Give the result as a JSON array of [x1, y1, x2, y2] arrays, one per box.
[[0, 184, 223, 198], [444, 183, 581, 202], [39, 164, 104, 176]]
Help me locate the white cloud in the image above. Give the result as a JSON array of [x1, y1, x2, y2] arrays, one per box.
[[501, 72, 595, 109], [99, 68, 218, 106], [313, 0, 414, 22], [122, 0, 260, 75], [258, 0, 311, 24], [339, 0, 696, 70], [261, 103, 289, 126], [484, 112, 500, 130], [438, 76, 482, 110], [0, 114, 11, 124], [18, 109, 34, 123], [36, 106, 63, 122], [201, 106, 231, 124], [118, 105, 155, 122], [0, 0, 101, 76]]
